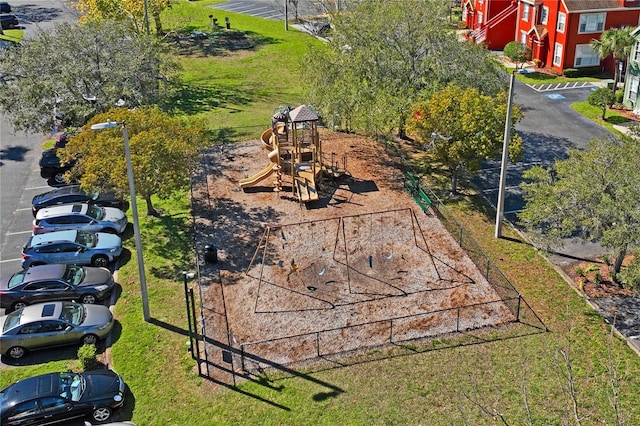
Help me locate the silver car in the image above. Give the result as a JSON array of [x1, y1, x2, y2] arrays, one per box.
[[0, 301, 114, 359], [34, 203, 128, 234]]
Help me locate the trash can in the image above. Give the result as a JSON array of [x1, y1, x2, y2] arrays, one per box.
[[204, 244, 218, 264]]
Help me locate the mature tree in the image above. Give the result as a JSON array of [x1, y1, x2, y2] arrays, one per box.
[[588, 87, 616, 120], [0, 20, 177, 134], [503, 41, 532, 69], [591, 26, 635, 92], [60, 107, 209, 216], [72, 0, 171, 35], [519, 135, 640, 278], [303, 0, 505, 137], [406, 85, 524, 193]]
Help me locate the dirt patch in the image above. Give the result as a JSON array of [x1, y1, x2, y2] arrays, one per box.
[[560, 259, 640, 348], [192, 130, 520, 383]]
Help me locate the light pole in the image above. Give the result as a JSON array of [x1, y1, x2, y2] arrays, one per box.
[[182, 271, 195, 358], [495, 70, 516, 238], [91, 120, 150, 321]]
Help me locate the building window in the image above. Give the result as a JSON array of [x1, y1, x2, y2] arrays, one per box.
[[540, 6, 549, 25], [462, 7, 467, 21], [557, 12, 566, 33], [574, 44, 600, 67], [522, 4, 529, 22], [630, 76, 639, 103], [477, 11, 483, 25], [520, 31, 528, 45], [634, 41, 640, 62], [553, 43, 563, 66], [578, 13, 605, 33]]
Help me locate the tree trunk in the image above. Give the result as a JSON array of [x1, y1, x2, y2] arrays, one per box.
[[612, 247, 627, 277], [450, 171, 458, 194], [144, 194, 159, 216], [611, 64, 619, 94], [153, 12, 163, 36]]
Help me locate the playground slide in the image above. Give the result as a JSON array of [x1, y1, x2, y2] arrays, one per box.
[[295, 169, 319, 202], [239, 164, 276, 189], [240, 148, 279, 189], [260, 128, 273, 149]]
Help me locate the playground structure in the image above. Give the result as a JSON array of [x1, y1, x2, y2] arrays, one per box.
[[240, 105, 341, 203]]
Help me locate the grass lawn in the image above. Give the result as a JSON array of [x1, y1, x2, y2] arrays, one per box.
[[2, 2, 640, 424], [571, 101, 633, 136]]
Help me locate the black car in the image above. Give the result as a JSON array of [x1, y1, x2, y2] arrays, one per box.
[[0, 2, 10, 13], [39, 148, 77, 185], [0, 13, 18, 30], [0, 370, 126, 425], [32, 185, 128, 217], [0, 264, 115, 312]]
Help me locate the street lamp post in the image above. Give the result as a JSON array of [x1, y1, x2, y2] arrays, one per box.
[[91, 120, 150, 321], [495, 70, 516, 238], [182, 271, 195, 358]]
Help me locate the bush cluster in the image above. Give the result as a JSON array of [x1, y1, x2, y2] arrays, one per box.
[[77, 344, 99, 371], [562, 67, 601, 78]]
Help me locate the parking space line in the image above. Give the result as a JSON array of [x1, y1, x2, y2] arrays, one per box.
[[5, 230, 33, 235], [16, 207, 33, 212], [0, 258, 23, 263], [25, 185, 53, 191]]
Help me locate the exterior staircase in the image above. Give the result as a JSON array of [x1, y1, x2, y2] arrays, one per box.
[[475, 3, 517, 45]]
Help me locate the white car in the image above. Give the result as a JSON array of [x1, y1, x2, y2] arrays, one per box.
[[34, 203, 127, 235]]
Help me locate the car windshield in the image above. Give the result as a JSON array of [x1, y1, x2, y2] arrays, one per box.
[[59, 372, 84, 402], [76, 231, 96, 248], [59, 302, 85, 326], [2, 310, 21, 332], [62, 265, 85, 286], [88, 204, 105, 220], [7, 270, 27, 288]]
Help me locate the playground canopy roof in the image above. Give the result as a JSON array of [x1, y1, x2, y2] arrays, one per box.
[[289, 105, 319, 123]]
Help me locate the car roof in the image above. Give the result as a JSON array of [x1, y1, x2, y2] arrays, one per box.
[[46, 185, 84, 197], [20, 264, 67, 282], [18, 302, 64, 323], [36, 203, 89, 219], [28, 230, 78, 247], [1, 373, 60, 406]]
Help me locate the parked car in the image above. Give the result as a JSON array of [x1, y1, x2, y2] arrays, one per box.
[[0, 2, 11, 13], [34, 203, 128, 235], [85, 422, 136, 426], [0, 13, 17, 30], [21, 230, 122, 268], [0, 369, 126, 424], [0, 264, 115, 312], [0, 301, 114, 359], [32, 185, 127, 217], [39, 147, 77, 185]]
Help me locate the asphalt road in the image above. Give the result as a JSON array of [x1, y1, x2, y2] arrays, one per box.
[[471, 79, 612, 265], [0, 0, 78, 277]]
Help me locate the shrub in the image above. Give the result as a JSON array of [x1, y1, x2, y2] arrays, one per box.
[[503, 41, 532, 69], [575, 266, 585, 277], [615, 89, 624, 104], [563, 67, 601, 78], [618, 251, 640, 291], [594, 272, 603, 285], [77, 344, 99, 371]]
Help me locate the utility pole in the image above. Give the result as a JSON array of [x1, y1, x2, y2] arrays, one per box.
[[495, 70, 516, 239]]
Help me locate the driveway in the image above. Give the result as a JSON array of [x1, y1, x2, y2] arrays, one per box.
[[471, 78, 611, 264]]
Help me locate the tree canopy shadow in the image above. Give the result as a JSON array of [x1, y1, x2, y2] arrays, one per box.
[[0, 145, 30, 166], [163, 83, 253, 116]]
